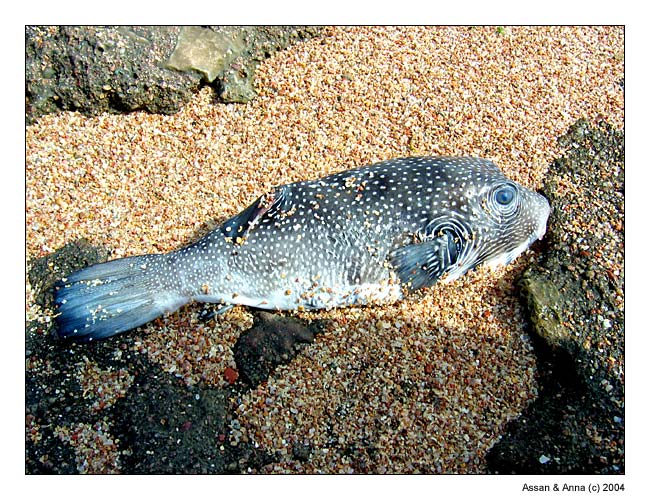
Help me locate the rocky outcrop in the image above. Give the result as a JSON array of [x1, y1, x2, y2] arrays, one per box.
[[487, 119, 625, 474], [26, 26, 324, 124]]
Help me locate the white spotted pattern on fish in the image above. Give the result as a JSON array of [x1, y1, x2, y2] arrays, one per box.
[[54, 156, 550, 341]]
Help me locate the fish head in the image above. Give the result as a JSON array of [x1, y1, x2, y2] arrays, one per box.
[[434, 160, 551, 282]]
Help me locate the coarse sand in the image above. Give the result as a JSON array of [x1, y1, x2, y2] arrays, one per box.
[[26, 26, 624, 473]]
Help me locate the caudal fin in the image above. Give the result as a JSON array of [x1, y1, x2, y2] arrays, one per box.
[[54, 254, 188, 341]]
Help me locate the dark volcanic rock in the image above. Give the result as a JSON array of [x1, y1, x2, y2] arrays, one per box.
[[487, 119, 624, 474], [26, 26, 198, 123], [233, 311, 322, 387], [109, 360, 274, 474], [26, 26, 324, 124]]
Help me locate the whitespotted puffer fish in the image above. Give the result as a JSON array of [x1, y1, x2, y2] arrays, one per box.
[[54, 156, 551, 341]]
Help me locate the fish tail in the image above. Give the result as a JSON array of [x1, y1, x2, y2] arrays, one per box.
[[53, 253, 188, 341]]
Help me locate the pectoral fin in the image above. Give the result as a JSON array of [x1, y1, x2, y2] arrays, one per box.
[[390, 232, 459, 290]]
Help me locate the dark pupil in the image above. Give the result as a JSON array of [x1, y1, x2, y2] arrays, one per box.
[[496, 186, 514, 205]]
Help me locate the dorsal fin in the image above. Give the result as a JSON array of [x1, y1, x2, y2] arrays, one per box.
[[221, 186, 290, 242], [389, 232, 460, 290]]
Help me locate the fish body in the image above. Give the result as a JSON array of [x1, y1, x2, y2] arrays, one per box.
[[54, 156, 550, 341]]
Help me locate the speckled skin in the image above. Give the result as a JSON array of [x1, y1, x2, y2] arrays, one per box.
[[54, 156, 550, 341]]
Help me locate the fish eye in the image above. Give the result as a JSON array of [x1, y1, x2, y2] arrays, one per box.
[[494, 184, 516, 205]]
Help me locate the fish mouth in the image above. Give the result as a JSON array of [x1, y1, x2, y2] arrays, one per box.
[[535, 193, 552, 241], [533, 215, 549, 242]]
